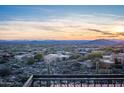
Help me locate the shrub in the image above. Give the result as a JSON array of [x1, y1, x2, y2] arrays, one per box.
[[0, 57, 8, 64], [34, 53, 43, 62], [86, 51, 103, 59], [78, 56, 88, 61], [69, 54, 81, 59], [27, 57, 35, 65], [0, 65, 11, 76], [18, 75, 28, 83]]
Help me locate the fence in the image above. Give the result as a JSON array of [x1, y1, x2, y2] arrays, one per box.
[[23, 74, 124, 87]]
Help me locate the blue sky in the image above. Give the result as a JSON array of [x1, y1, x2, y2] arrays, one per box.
[[0, 6, 124, 21], [0, 6, 124, 40]]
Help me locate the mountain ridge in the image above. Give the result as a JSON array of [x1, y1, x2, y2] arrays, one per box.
[[0, 39, 124, 46]]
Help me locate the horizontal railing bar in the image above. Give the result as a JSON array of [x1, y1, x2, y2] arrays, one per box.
[[33, 74, 124, 78], [33, 78, 124, 80]]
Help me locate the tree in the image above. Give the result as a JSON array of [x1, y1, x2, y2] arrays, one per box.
[[86, 51, 103, 73], [77, 56, 88, 61], [27, 57, 35, 65], [103, 47, 114, 52], [0, 56, 9, 64], [86, 51, 103, 59], [34, 53, 43, 62], [70, 54, 81, 59]]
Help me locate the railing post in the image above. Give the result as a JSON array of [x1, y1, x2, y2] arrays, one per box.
[[60, 80, 62, 87], [87, 80, 89, 87], [67, 80, 69, 87], [94, 80, 96, 87], [120, 80, 123, 87], [23, 75, 33, 87], [74, 80, 76, 87], [114, 81, 116, 87], [80, 80, 83, 87], [107, 80, 109, 87], [46, 80, 51, 87]]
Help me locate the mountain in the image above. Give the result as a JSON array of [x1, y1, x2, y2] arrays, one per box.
[[0, 39, 124, 46], [113, 40, 124, 44], [85, 39, 119, 46], [0, 40, 90, 45]]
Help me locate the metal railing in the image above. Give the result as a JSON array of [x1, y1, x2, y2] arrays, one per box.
[[23, 74, 124, 87]]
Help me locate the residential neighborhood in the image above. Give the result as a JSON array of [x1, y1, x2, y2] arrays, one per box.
[[0, 40, 124, 86]]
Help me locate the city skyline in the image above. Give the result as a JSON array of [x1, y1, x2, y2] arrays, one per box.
[[0, 5, 124, 40]]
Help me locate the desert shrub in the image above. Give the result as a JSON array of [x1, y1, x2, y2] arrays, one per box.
[[27, 57, 35, 65], [0, 57, 8, 64], [34, 53, 43, 62], [71, 62, 82, 70], [17, 75, 28, 83], [0, 65, 11, 76], [0, 60, 5, 64], [77, 56, 88, 61], [69, 54, 81, 59], [86, 51, 103, 59]]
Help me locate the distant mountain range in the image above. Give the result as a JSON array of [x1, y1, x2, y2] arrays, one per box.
[[0, 40, 90, 45], [85, 39, 121, 46], [0, 39, 124, 46]]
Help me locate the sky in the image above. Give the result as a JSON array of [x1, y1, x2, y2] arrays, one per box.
[[0, 5, 124, 40]]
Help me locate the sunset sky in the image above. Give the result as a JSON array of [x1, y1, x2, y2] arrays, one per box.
[[0, 6, 124, 40]]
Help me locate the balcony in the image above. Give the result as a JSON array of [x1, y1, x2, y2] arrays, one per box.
[[23, 74, 124, 87]]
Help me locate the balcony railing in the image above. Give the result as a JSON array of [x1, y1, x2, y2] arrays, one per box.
[[23, 74, 124, 87]]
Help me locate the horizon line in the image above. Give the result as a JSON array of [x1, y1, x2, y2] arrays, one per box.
[[0, 39, 122, 41]]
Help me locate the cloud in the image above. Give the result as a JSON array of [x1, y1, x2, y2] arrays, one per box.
[[97, 35, 118, 38], [0, 12, 124, 40], [116, 32, 124, 36], [87, 28, 114, 35]]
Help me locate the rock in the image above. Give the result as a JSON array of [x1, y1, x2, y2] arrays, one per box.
[[12, 64, 20, 68], [11, 76, 16, 80]]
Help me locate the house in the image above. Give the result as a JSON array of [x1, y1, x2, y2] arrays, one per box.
[[112, 53, 124, 65], [78, 51, 87, 56], [100, 53, 124, 69], [100, 55, 114, 69], [14, 54, 34, 61], [44, 54, 70, 64], [78, 60, 93, 68]]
